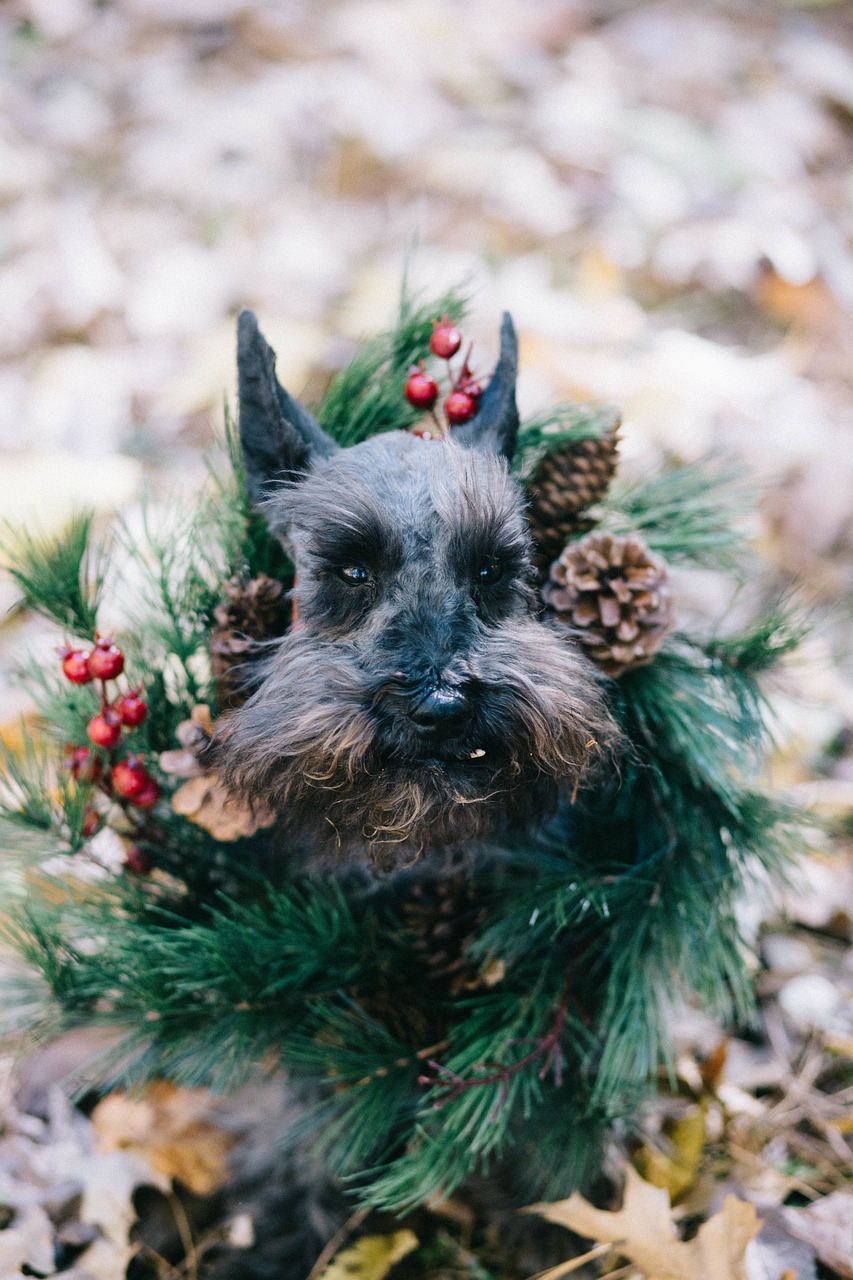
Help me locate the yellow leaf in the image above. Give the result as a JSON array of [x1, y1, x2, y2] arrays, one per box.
[[635, 1104, 707, 1202], [525, 1162, 760, 1280], [318, 1229, 418, 1280]]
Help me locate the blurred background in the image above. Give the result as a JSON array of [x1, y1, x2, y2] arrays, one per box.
[[1, 3, 853, 1273], [3, 0, 853, 749]]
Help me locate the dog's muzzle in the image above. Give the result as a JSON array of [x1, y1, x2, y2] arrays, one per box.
[[409, 686, 470, 738]]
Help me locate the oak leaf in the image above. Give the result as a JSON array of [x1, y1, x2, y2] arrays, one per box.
[[91, 1080, 236, 1196], [526, 1163, 761, 1280]]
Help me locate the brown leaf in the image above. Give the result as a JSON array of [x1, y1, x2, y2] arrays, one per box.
[[91, 1080, 236, 1196], [171, 772, 276, 840], [783, 1191, 853, 1278], [526, 1162, 761, 1280]]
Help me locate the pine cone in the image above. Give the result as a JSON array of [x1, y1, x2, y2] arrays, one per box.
[[526, 426, 620, 569], [210, 574, 290, 710], [542, 531, 674, 677]]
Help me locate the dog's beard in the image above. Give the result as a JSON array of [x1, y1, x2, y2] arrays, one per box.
[[212, 622, 617, 866]]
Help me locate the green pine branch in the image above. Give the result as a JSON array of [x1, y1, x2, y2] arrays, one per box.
[[1, 511, 108, 636], [317, 280, 467, 446], [597, 458, 753, 570]]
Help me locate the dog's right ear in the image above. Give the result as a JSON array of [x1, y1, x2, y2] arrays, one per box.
[[237, 310, 338, 504]]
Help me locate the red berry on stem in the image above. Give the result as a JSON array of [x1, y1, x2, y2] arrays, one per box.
[[65, 745, 102, 782], [131, 777, 161, 810], [88, 637, 124, 681], [112, 757, 148, 800], [117, 690, 147, 727], [81, 807, 101, 838], [61, 650, 93, 685], [429, 316, 462, 360], [87, 709, 122, 748], [444, 389, 478, 425], [404, 367, 439, 410], [124, 845, 152, 875]]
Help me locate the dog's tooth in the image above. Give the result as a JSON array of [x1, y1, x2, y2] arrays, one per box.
[[469, 748, 486, 759]]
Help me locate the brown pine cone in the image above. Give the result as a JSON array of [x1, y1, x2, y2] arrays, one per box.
[[210, 574, 290, 710], [526, 425, 620, 568], [541, 531, 674, 677]]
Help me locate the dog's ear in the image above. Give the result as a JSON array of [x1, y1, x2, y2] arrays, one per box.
[[454, 312, 519, 461], [237, 309, 338, 503]]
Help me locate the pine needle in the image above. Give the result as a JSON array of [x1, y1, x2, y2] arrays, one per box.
[[317, 280, 467, 445], [1, 511, 108, 636]]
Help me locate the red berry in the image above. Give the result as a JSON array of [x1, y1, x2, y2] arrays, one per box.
[[112, 757, 148, 800], [444, 390, 478, 425], [430, 317, 462, 359], [61, 650, 93, 684], [404, 368, 439, 410], [117, 691, 147, 727], [88, 637, 125, 681], [81, 807, 101, 838], [124, 845, 152, 875], [131, 777, 161, 810], [65, 745, 102, 782], [87, 709, 122, 748]]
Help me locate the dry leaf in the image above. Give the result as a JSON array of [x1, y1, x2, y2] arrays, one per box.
[[91, 1080, 236, 1196], [318, 1229, 418, 1280], [526, 1163, 761, 1280], [170, 771, 275, 841], [635, 1103, 708, 1202], [783, 1191, 853, 1278], [0, 1204, 55, 1277]]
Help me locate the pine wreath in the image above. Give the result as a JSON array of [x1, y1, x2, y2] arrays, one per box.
[[0, 284, 807, 1227]]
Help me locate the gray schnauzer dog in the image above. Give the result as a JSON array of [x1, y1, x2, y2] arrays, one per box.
[[213, 310, 616, 868], [195, 311, 619, 1280]]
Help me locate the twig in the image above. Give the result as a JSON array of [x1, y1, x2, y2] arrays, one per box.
[[306, 1206, 371, 1280], [418, 971, 574, 1116], [525, 1240, 614, 1280]]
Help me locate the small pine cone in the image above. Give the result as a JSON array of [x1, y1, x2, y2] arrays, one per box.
[[210, 574, 290, 710], [402, 876, 486, 991], [527, 426, 620, 568], [542, 530, 674, 677]]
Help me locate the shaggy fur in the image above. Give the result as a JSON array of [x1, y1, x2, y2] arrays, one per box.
[[212, 316, 617, 865]]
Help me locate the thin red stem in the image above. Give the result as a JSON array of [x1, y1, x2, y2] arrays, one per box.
[[417, 970, 574, 1116]]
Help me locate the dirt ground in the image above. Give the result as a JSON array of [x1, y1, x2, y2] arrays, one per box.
[[0, 1, 852, 1277]]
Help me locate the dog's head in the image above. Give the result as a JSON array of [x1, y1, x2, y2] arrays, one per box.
[[213, 311, 617, 863]]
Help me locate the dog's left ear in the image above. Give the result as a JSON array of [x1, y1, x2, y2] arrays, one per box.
[[237, 309, 338, 504], [453, 312, 519, 461]]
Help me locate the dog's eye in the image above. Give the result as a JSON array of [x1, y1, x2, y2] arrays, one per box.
[[476, 561, 503, 586], [338, 565, 371, 585]]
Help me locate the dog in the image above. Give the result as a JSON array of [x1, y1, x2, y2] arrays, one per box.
[[198, 310, 620, 1279], [213, 310, 616, 869]]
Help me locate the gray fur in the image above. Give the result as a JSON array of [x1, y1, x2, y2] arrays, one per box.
[[215, 317, 619, 867]]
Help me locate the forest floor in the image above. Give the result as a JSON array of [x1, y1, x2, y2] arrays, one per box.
[[1, 0, 853, 1277]]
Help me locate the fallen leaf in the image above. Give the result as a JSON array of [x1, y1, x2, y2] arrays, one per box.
[[318, 1229, 419, 1280], [0, 1204, 55, 1276], [635, 1103, 708, 1201], [526, 1163, 761, 1280], [91, 1080, 236, 1196], [783, 1191, 853, 1278]]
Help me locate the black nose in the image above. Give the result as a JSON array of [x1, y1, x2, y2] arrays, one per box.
[[410, 687, 470, 735]]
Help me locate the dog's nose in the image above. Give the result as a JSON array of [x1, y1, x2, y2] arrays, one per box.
[[410, 687, 470, 735]]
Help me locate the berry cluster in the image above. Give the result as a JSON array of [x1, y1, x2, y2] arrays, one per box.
[[403, 316, 484, 435], [59, 633, 160, 861]]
